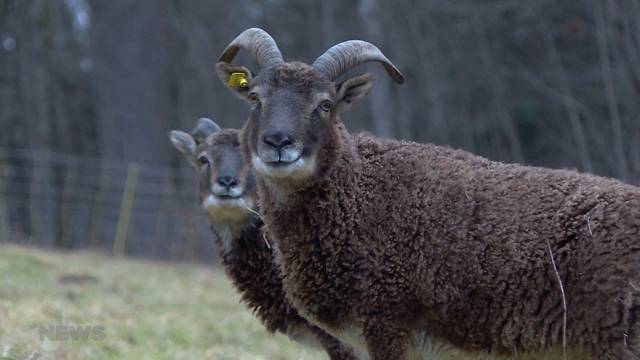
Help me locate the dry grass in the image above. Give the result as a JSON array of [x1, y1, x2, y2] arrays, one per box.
[[0, 244, 325, 360], [0, 244, 591, 360]]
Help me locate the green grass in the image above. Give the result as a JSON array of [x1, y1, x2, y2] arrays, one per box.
[[0, 245, 591, 360], [0, 245, 326, 360]]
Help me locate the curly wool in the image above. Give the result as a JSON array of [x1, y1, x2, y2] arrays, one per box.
[[256, 126, 640, 360], [211, 218, 356, 359]]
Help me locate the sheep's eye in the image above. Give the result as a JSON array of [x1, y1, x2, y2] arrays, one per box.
[[319, 100, 333, 112], [248, 92, 260, 105], [197, 155, 210, 166]]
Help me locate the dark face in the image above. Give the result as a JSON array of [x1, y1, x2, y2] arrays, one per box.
[[171, 128, 256, 222], [217, 29, 403, 184], [242, 62, 337, 181], [196, 131, 256, 219]]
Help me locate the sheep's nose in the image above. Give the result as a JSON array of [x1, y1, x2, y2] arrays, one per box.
[[263, 132, 294, 150], [216, 175, 238, 189]]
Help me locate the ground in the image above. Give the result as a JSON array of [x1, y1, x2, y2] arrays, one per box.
[[0, 245, 325, 360], [0, 245, 589, 360]]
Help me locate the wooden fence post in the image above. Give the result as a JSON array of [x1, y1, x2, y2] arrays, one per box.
[[113, 163, 139, 256]]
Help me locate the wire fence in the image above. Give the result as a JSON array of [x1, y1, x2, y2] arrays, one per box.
[[0, 147, 216, 261]]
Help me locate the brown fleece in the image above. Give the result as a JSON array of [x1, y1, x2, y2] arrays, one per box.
[[252, 125, 640, 360], [212, 218, 355, 360], [200, 130, 356, 360]]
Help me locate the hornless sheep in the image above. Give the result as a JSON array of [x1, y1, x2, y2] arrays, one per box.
[[169, 118, 356, 360], [215, 28, 640, 360]]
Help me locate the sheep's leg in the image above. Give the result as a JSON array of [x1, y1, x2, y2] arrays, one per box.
[[324, 345, 359, 360], [363, 322, 409, 360], [311, 327, 358, 360]]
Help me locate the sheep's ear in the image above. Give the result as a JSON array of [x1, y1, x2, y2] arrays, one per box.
[[335, 73, 375, 113], [192, 117, 221, 144], [169, 130, 197, 166], [215, 62, 254, 100]]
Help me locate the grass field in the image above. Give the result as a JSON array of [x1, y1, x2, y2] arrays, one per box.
[[0, 245, 590, 360], [0, 245, 326, 360]]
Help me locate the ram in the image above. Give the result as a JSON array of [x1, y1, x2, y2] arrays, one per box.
[[216, 28, 640, 360], [169, 118, 355, 360]]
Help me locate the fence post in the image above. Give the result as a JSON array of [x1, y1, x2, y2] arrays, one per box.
[[113, 162, 139, 256]]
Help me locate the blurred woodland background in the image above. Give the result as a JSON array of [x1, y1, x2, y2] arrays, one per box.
[[0, 0, 639, 260]]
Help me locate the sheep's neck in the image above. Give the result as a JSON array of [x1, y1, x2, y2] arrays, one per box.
[[210, 215, 261, 257]]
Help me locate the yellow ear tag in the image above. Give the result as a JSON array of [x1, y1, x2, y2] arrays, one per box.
[[228, 72, 249, 88]]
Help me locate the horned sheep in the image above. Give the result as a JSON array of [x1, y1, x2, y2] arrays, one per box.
[[216, 28, 640, 360]]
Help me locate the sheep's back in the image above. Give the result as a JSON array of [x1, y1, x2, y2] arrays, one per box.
[[353, 133, 640, 354]]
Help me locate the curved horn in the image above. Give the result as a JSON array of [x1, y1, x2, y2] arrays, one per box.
[[191, 117, 221, 143], [218, 28, 283, 69], [312, 40, 404, 84]]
